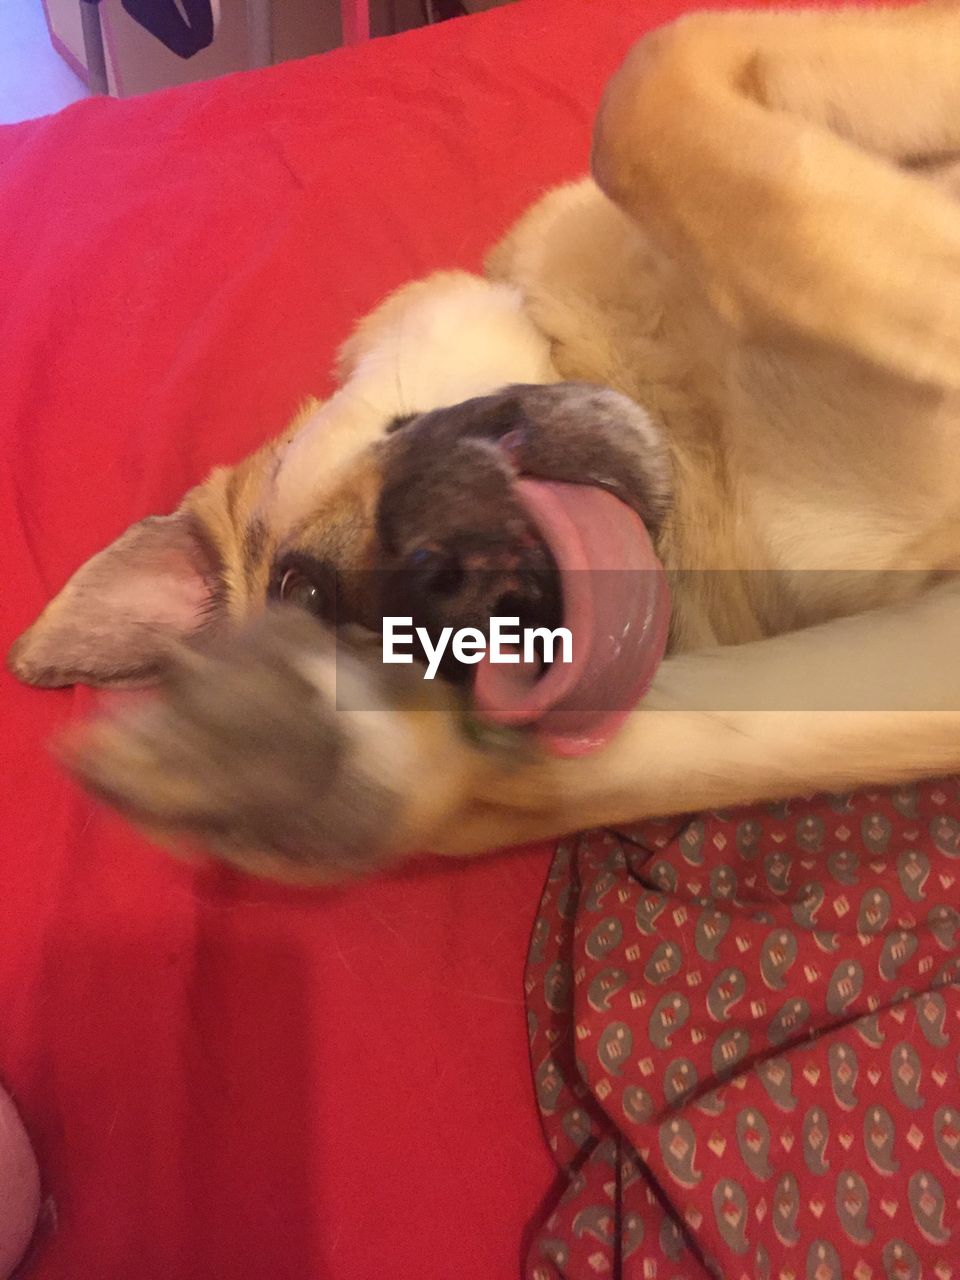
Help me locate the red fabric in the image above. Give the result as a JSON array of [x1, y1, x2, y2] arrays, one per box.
[[526, 792, 960, 1279], [0, 0, 930, 1278]]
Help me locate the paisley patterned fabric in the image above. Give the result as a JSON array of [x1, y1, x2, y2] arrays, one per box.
[[526, 780, 960, 1279]]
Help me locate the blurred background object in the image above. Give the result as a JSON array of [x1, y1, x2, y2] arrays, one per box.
[[28, 0, 516, 104]]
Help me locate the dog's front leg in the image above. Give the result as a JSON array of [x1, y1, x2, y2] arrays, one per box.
[[437, 577, 960, 854], [65, 582, 960, 879], [60, 608, 491, 883]]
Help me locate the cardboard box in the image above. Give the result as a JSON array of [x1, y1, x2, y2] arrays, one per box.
[[42, 0, 428, 98]]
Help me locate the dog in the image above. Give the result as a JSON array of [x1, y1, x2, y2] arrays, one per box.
[[8, 0, 960, 883]]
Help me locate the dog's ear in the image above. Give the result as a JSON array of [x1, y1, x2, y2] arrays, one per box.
[[7, 510, 225, 689]]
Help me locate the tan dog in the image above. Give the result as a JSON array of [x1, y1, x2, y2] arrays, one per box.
[[9, 1, 960, 882]]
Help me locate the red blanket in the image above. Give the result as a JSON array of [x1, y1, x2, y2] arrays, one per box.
[[0, 0, 951, 1277]]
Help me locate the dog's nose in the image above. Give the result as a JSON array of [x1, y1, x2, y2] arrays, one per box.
[[384, 535, 562, 681], [405, 537, 555, 620]]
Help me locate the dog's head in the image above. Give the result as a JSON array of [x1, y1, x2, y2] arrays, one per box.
[[9, 286, 673, 756]]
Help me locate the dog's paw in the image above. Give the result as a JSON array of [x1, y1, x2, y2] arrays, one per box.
[[60, 608, 464, 882]]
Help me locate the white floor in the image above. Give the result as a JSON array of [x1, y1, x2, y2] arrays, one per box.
[[0, 0, 88, 124]]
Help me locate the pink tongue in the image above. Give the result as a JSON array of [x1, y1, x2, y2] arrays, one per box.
[[473, 479, 670, 757]]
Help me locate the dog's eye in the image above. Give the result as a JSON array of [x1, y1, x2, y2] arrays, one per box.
[[269, 554, 339, 621], [278, 568, 324, 614]]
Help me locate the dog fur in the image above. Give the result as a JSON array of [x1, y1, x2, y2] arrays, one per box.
[[9, 1, 960, 882]]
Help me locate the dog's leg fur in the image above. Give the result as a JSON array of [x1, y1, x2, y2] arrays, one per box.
[[451, 579, 960, 851], [592, 2, 960, 390]]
